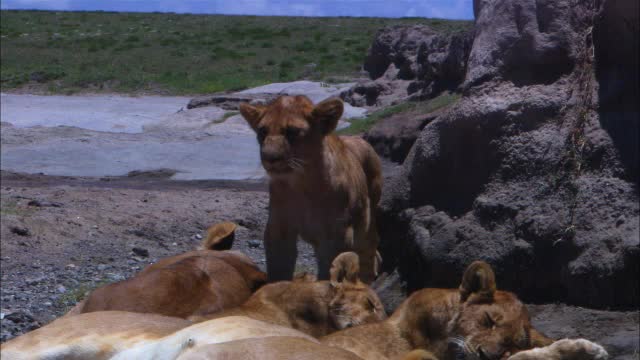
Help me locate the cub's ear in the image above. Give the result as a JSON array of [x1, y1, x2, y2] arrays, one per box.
[[201, 222, 237, 251], [529, 328, 554, 348], [239, 103, 264, 131], [311, 97, 344, 135], [459, 260, 496, 303], [330, 252, 360, 287]]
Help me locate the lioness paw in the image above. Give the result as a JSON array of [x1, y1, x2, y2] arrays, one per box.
[[508, 338, 608, 360]]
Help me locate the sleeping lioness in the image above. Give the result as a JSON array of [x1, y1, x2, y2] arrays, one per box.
[[0, 314, 314, 360], [189, 252, 386, 338], [322, 261, 555, 360], [65, 222, 266, 319], [240, 95, 382, 283]]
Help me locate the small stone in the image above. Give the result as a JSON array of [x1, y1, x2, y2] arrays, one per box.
[[10, 227, 30, 237], [66, 264, 77, 269], [132, 247, 149, 257], [56, 285, 66, 293], [43, 302, 52, 307], [195, 234, 202, 240], [247, 239, 262, 248], [97, 264, 107, 271], [27, 199, 42, 207], [25, 276, 43, 285]]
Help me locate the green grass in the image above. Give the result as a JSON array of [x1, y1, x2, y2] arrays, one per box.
[[211, 111, 239, 124], [338, 92, 461, 135], [0, 10, 472, 95], [0, 198, 36, 217], [56, 279, 111, 311]]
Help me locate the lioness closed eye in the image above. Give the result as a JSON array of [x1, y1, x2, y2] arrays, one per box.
[[240, 95, 382, 283]]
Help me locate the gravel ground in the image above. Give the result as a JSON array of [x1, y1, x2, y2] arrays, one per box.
[[0, 171, 319, 342]]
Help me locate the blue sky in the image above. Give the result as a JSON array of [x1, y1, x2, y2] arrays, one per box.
[[0, 0, 474, 19]]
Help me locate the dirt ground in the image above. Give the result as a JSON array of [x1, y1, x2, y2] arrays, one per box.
[[0, 171, 638, 359]]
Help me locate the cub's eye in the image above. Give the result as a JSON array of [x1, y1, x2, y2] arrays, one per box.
[[257, 127, 268, 141], [367, 298, 376, 310], [483, 312, 495, 328], [285, 127, 301, 142]]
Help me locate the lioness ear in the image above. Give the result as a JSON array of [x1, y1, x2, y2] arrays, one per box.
[[312, 98, 343, 135], [201, 222, 237, 251], [330, 252, 360, 286], [529, 328, 554, 347], [459, 260, 496, 303], [239, 103, 264, 131]]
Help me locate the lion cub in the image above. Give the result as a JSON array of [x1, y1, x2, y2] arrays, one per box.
[[240, 95, 382, 283], [322, 261, 555, 360], [189, 252, 386, 338]]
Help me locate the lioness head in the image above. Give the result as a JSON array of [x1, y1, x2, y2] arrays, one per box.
[[446, 261, 553, 360], [328, 252, 386, 329], [239, 95, 343, 176]]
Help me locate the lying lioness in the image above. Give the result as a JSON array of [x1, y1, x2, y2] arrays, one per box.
[[322, 261, 555, 360], [0, 311, 190, 359], [240, 96, 383, 283], [174, 337, 440, 360], [0, 314, 315, 360], [66, 222, 267, 318], [190, 252, 387, 337], [173, 337, 363, 360]]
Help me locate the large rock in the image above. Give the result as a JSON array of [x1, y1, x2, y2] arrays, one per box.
[[363, 106, 446, 163], [342, 25, 473, 107], [378, 0, 639, 309]]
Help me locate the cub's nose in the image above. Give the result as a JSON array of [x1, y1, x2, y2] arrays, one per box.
[[261, 150, 284, 164]]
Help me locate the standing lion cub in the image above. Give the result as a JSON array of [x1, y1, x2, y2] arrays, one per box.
[[240, 95, 382, 283]]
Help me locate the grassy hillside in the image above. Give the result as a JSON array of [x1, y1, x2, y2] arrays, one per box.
[[0, 10, 472, 95]]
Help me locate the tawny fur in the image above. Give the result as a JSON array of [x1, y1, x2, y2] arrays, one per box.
[[1, 315, 316, 360], [64, 222, 266, 319], [174, 337, 443, 360], [0, 311, 190, 360], [240, 95, 383, 283]]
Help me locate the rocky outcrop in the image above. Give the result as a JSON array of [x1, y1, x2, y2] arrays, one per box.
[[342, 25, 473, 107], [378, 0, 639, 309]]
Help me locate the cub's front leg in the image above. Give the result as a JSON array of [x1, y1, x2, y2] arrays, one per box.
[[264, 213, 298, 282]]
